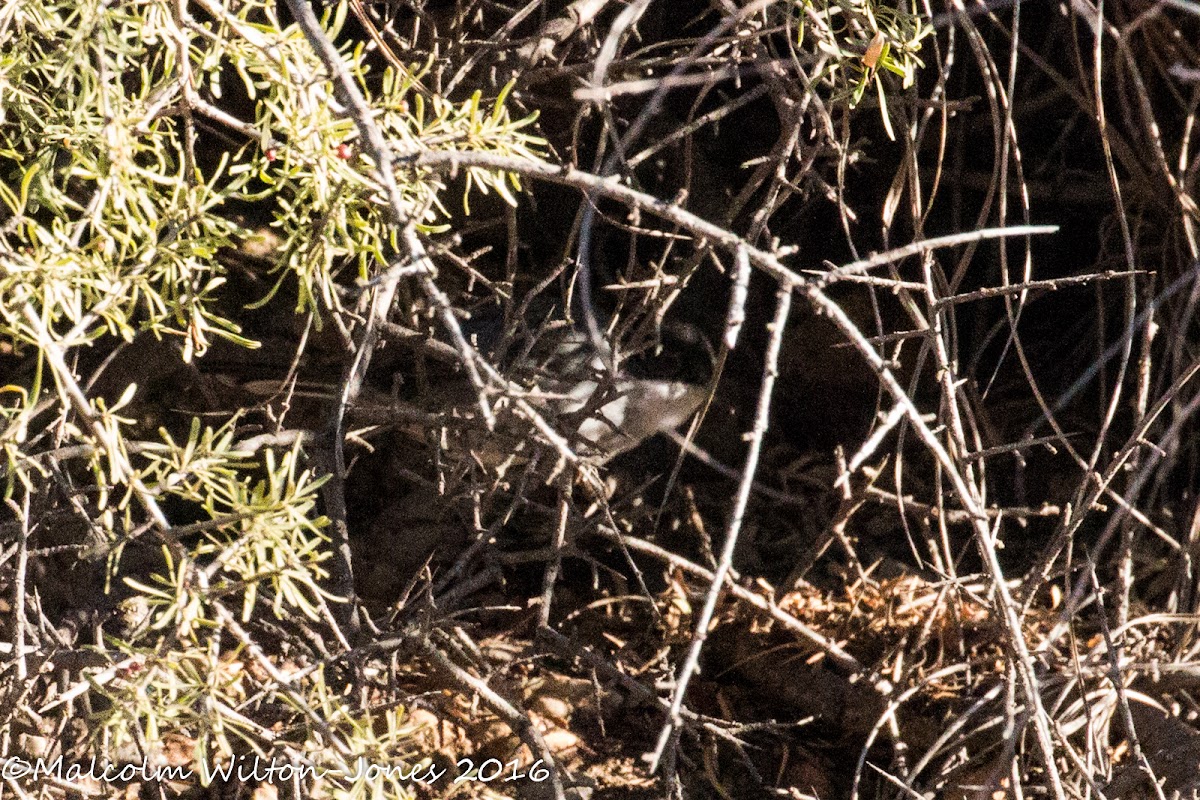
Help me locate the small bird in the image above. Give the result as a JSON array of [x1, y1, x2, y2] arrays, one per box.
[[246, 302, 710, 466], [462, 304, 709, 462], [531, 333, 708, 460]]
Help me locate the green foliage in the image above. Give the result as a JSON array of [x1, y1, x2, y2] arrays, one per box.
[[86, 644, 426, 797], [0, 1, 543, 795], [124, 419, 331, 631], [791, 0, 933, 138]]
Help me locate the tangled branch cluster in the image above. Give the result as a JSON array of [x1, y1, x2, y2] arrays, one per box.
[[3, 0, 1200, 798]]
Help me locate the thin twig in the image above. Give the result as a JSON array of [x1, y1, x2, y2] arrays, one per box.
[[588, 525, 862, 671], [649, 281, 792, 772], [723, 244, 751, 350], [4, 495, 30, 680], [933, 270, 1144, 307]]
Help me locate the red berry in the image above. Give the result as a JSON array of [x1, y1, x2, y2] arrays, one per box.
[[335, 143, 352, 160]]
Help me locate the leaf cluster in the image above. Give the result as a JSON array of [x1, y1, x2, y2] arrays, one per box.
[[0, 1, 544, 796]]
